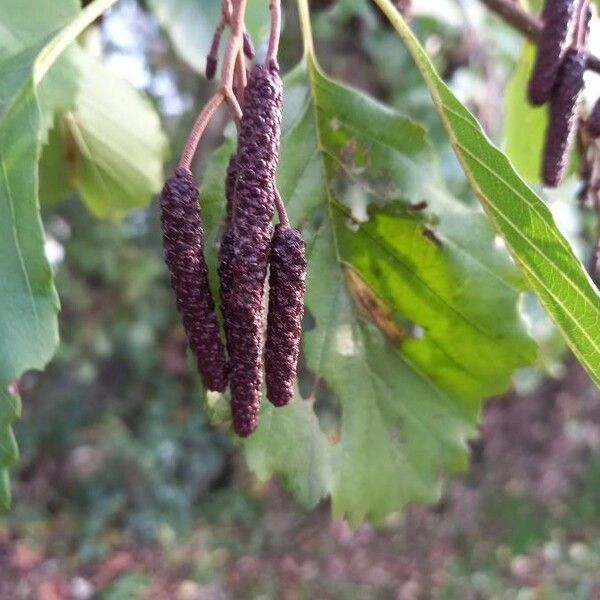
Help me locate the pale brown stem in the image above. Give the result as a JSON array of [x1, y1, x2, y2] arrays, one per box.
[[178, 0, 247, 168], [226, 90, 243, 125], [179, 94, 225, 170], [267, 0, 281, 66], [274, 187, 290, 228], [234, 47, 247, 105], [220, 0, 246, 91]]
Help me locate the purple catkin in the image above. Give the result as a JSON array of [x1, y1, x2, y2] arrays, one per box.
[[528, 0, 575, 106], [542, 48, 586, 187], [218, 154, 238, 358], [588, 98, 600, 138], [160, 167, 228, 391], [218, 230, 235, 353], [265, 226, 306, 407], [229, 63, 283, 437], [224, 153, 238, 226]]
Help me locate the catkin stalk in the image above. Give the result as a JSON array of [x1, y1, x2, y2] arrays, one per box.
[[265, 225, 307, 407]]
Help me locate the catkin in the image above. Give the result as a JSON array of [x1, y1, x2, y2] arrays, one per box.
[[218, 154, 238, 358], [265, 226, 306, 407], [160, 168, 228, 391], [542, 48, 586, 187], [528, 0, 575, 106], [228, 63, 283, 437]]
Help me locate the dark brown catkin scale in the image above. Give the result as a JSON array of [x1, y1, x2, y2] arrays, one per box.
[[528, 0, 575, 106], [265, 226, 306, 407], [229, 63, 283, 437], [542, 48, 586, 187], [160, 168, 228, 391], [224, 153, 238, 226], [588, 98, 600, 138], [218, 154, 238, 358]]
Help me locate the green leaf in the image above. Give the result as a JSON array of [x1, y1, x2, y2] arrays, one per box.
[[39, 117, 76, 208], [503, 42, 546, 182], [0, 0, 79, 59], [146, 0, 270, 74], [0, 0, 119, 509], [373, 0, 600, 388], [200, 58, 535, 523], [0, 7, 79, 512], [45, 48, 169, 218]]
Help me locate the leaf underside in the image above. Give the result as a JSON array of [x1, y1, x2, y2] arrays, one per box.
[[39, 48, 168, 218], [0, 0, 81, 508], [376, 1, 600, 389]]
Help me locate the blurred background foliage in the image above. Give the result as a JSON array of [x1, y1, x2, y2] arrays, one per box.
[[2, 0, 600, 597]]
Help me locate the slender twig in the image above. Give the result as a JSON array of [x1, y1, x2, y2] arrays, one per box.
[[226, 89, 243, 123], [223, 0, 233, 20], [179, 94, 225, 170], [267, 0, 282, 66], [478, 0, 600, 73], [234, 47, 247, 105], [178, 0, 248, 168], [274, 187, 290, 227], [220, 0, 246, 90], [479, 0, 539, 37]]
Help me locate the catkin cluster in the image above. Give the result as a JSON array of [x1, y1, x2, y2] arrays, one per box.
[[527, 0, 590, 186], [160, 61, 306, 438]]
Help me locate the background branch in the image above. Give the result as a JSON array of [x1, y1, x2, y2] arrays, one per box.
[[479, 0, 600, 73]]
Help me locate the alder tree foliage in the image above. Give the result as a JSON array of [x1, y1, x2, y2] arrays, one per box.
[[2, 0, 600, 525]]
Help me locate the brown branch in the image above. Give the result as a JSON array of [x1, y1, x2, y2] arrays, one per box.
[[479, 0, 600, 73], [179, 94, 225, 170], [234, 47, 247, 105], [274, 187, 290, 227], [267, 0, 282, 66], [178, 0, 248, 169]]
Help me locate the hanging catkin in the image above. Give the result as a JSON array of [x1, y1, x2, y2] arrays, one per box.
[[542, 48, 586, 186], [228, 63, 283, 437], [528, 0, 575, 106], [265, 225, 306, 407], [160, 167, 228, 391]]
